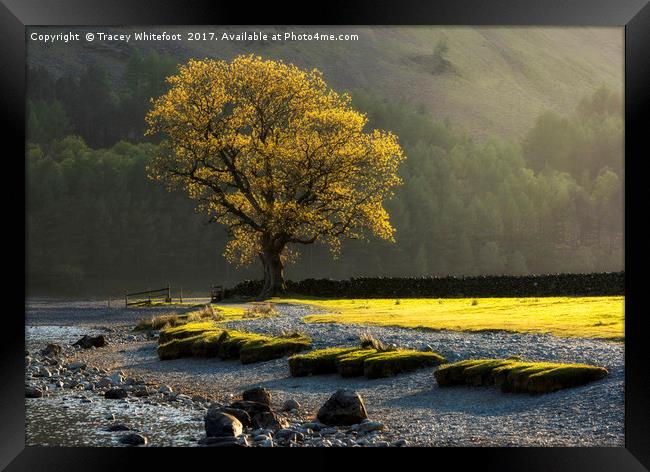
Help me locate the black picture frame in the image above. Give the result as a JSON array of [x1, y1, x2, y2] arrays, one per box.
[[2, 0, 648, 469]]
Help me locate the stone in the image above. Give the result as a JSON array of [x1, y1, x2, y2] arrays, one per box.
[[35, 367, 52, 378], [108, 373, 124, 384], [73, 335, 107, 349], [25, 386, 43, 398], [251, 411, 289, 430], [105, 388, 128, 399], [106, 423, 131, 432], [119, 433, 147, 446], [281, 398, 300, 411], [242, 387, 272, 406], [97, 378, 112, 388], [158, 385, 173, 394], [393, 439, 408, 447], [301, 421, 326, 431], [220, 407, 251, 427], [67, 361, 86, 371], [258, 439, 274, 447], [317, 390, 368, 426], [133, 387, 150, 397], [229, 400, 271, 416], [204, 409, 243, 438], [41, 343, 62, 357], [358, 421, 385, 432]]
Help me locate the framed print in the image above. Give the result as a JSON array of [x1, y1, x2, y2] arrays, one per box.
[[1, 0, 648, 469]]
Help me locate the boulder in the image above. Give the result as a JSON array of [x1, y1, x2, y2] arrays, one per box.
[[106, 424, 131, 432], [220, 407, 251, 427], [242, 387, 272, 406], [119, 433, 147, 446], [73, 335, 107, 349], [105, 388, 128, 399], [229, 400, 271, 417], [317, 390, 368, 426], [204, 409, 243, 438], [251, 411, 289, 430]]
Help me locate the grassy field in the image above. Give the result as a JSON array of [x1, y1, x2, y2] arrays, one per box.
[[275, 296, 624, 340]]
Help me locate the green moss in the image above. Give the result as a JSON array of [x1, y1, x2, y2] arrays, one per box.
[[189, 331, 225, 357], [156, 322, 311, 364], [288, 347, 360, 377], [289, 346, 445, 379], [157, 334, 206, 360], [158, 321, 219, 344], [239, 335, 312, 364], [435, 358, 608, 393], [363, 350, 445, 379], [335, 349, 378, 377]]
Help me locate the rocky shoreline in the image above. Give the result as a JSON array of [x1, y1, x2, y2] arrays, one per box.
[[26, 334, 399, 447], [25, 300, 624, 448]]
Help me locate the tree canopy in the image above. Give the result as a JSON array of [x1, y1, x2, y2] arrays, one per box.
[[145, 55, 405, 295]]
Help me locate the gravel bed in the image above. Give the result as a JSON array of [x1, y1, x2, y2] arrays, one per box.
[[25, 300, 624, 447]]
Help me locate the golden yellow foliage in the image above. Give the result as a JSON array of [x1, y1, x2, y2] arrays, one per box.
[[146, 55, 405, 271]]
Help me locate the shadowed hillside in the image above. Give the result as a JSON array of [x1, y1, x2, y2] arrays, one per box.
[[27, 26, 622, 141]]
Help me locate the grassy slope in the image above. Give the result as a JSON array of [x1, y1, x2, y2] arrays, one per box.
[[27, 26, 622, 141], [275, 296, 624, 340]]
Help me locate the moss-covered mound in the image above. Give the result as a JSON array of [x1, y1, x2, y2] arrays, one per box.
[[157, 323, 311, 364], [289, 347, 445, 379], [288, 347, 360, 377], [434, 358, 608, 394], [363, 350, 445, 379]]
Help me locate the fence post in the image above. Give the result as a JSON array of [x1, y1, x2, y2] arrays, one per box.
[[167, 282, 171, 303], [180, 287, 183, 304], [124, 291, 128, 308]]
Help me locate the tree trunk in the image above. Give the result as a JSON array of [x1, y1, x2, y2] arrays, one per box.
[[259, 248, 286, 298]]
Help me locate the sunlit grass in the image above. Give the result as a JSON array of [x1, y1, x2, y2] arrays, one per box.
[[272, 296, 624, 340], [434, 358, 608, 393], [156, 321, 311, 363], [135, 304, 252, 331], [288, 346, 445, 379]]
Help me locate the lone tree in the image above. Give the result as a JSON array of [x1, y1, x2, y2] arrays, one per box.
[[146, 55, 405, 297]]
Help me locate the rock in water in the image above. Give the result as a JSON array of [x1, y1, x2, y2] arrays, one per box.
[[105, 388, 128, 399], [317, 390, 368, 426], [73, 335, 107, 349], [242, 387, 272, 407], [204, 409, 243, 438], [25, 386, 43, 398], [41, 343, 62, 357], [120, 433, 147, 446]]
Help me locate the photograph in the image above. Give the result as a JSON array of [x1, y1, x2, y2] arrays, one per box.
[[23, 24, 627, 449]]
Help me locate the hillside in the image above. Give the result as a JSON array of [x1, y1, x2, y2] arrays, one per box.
[[27, 26, 623, 141]]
